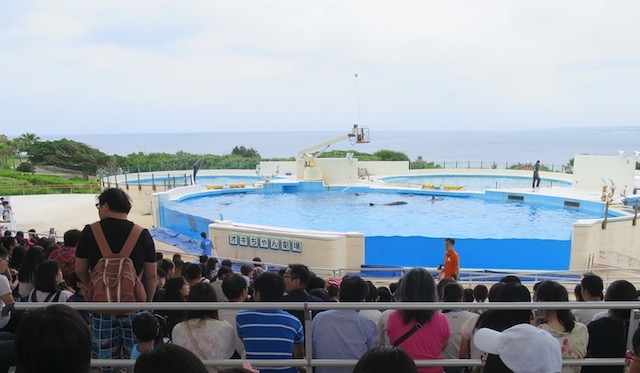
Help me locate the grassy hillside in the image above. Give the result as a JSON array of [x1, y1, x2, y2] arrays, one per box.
[[0, 170, 101, 195]]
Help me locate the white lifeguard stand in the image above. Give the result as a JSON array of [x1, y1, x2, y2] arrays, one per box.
[[298, 124, 370, 182]]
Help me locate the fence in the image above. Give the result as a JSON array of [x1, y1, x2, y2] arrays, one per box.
[[14, 300, 638, 370], [1, 184, 101, 195], [102, 160, 574, 176]]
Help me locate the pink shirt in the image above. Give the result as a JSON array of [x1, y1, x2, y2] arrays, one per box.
[[387, 310, 450, 373]]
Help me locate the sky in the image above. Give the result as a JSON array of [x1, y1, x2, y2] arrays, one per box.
[[1, 1, 639, 136]]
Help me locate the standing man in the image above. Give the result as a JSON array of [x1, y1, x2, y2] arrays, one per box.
[[440, 238, 460, 281], [532, 160, 541, 191], [75, 188, 157, 371], [199, 231, 219, 258]]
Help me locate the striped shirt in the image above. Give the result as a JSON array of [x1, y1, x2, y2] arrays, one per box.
[[236, 309, 304, 373]]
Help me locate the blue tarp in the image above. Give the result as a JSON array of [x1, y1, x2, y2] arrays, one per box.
[[149, 227, 201, 256]]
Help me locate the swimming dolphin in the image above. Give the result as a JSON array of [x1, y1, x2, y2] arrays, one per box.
[[369, 201, 408, 206]]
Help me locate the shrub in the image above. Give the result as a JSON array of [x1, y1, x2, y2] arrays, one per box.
[[16, 162, 34, 173]]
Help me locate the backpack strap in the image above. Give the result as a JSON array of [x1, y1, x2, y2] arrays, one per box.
[[44, 291, 61, 302], [90, 222, 144, 259], [29, 289, 37, 302]]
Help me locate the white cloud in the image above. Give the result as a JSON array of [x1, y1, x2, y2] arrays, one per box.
[[1, 0, 639, 135]]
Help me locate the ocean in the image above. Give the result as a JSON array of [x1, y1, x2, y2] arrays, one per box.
[[44, 127, 640, 168]]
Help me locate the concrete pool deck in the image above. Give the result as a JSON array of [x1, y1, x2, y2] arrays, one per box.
[[7, 194, 194, 260]]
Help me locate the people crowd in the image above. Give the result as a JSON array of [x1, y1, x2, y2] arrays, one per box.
[[1, 189, 640, 373]]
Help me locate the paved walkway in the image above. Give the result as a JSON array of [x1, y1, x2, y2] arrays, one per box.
[[7, 194, 193, 260]]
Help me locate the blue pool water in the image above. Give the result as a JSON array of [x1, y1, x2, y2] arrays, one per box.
[[159, 184, 611, 270], [380, 174, 572, 190]]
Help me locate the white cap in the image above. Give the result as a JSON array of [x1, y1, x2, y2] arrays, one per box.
[[474, 324, 562, 373]]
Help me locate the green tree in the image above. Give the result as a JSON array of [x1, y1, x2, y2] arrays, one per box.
[[27, 139, 114, 177], [0, 136, 19, 169], [231, 146, 261, 158], [373, 149, 410, 162]]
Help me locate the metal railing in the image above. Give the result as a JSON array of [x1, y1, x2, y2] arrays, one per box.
[[14, 300, 638, 370]]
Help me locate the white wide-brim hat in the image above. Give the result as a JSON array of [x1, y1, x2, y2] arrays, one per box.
[[474, 323, 562, 373]]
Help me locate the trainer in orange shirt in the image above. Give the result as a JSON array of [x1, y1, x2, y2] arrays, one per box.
[[442, 238, 460, 280]]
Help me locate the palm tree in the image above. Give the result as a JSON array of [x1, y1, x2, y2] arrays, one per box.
[[0, 138, 20, 168], [18, 132, 40, 152], [16, 132, 40, 164], [0, 135, 10, 168]]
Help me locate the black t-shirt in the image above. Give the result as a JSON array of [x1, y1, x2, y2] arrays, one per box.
[[76, 218, 156, 274], [583, 316, 628, 373]]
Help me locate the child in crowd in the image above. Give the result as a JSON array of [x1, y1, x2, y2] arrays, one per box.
[[153, 268, 167, 301], [131, 312, 160, 360]]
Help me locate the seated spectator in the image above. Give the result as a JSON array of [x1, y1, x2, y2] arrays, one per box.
[[377, 286, 392, 303], [583, 279, 637, 372], [157, 276, 190, 339], [378, 278, 402, 347], [470, 282, 531, 372], [8, 245, 24, 274], [309, 288, 330, 301], [474, 323, 562, 373], [312, 276, 378, 373], [206, 257, 219, 280], [240, 264, 253, 286], [16, 245, 44, 301], [251, 257, 266, 278], [534, 281, 588, 373], [65, 272, 90, 324], [47, 228, 80, 281], [159, 258, 176, 277], [306, 275, 326, 292], [441, 282, 475, 373], [185, 263, 209, 286], [237, 272, 304, 373], [360, 281, 383, 325], [574, 284, 584, 302], [172, 282, 235, 372], [221, 259, 233, 269], [462, 288, 474, 303], [282, 263, 323, 328], [15, 304, 91, 373], [499, 275, 521, 284], [134, 344, 208, 373], [574, 274, 604, 325], [473, 284, 488, 303], [474, 282, 531, 333], [174, 258, 186, 277], [626, 326, 640, 373], [437, 278, 456, 301], [0, 247, 17, 372], [27, 260, 73, 302], [353, 346, 417, 373], [220, 273, 249, 358], [326, 283, 339, 302], [212, 266, 233, 302], [153, 267, 167, 301], [14, 232, 32, 247], [26, 229, 38, 242], [386, 268, 450, 373], [131, 312, 160, 360], [39, 239, 58, 259]]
